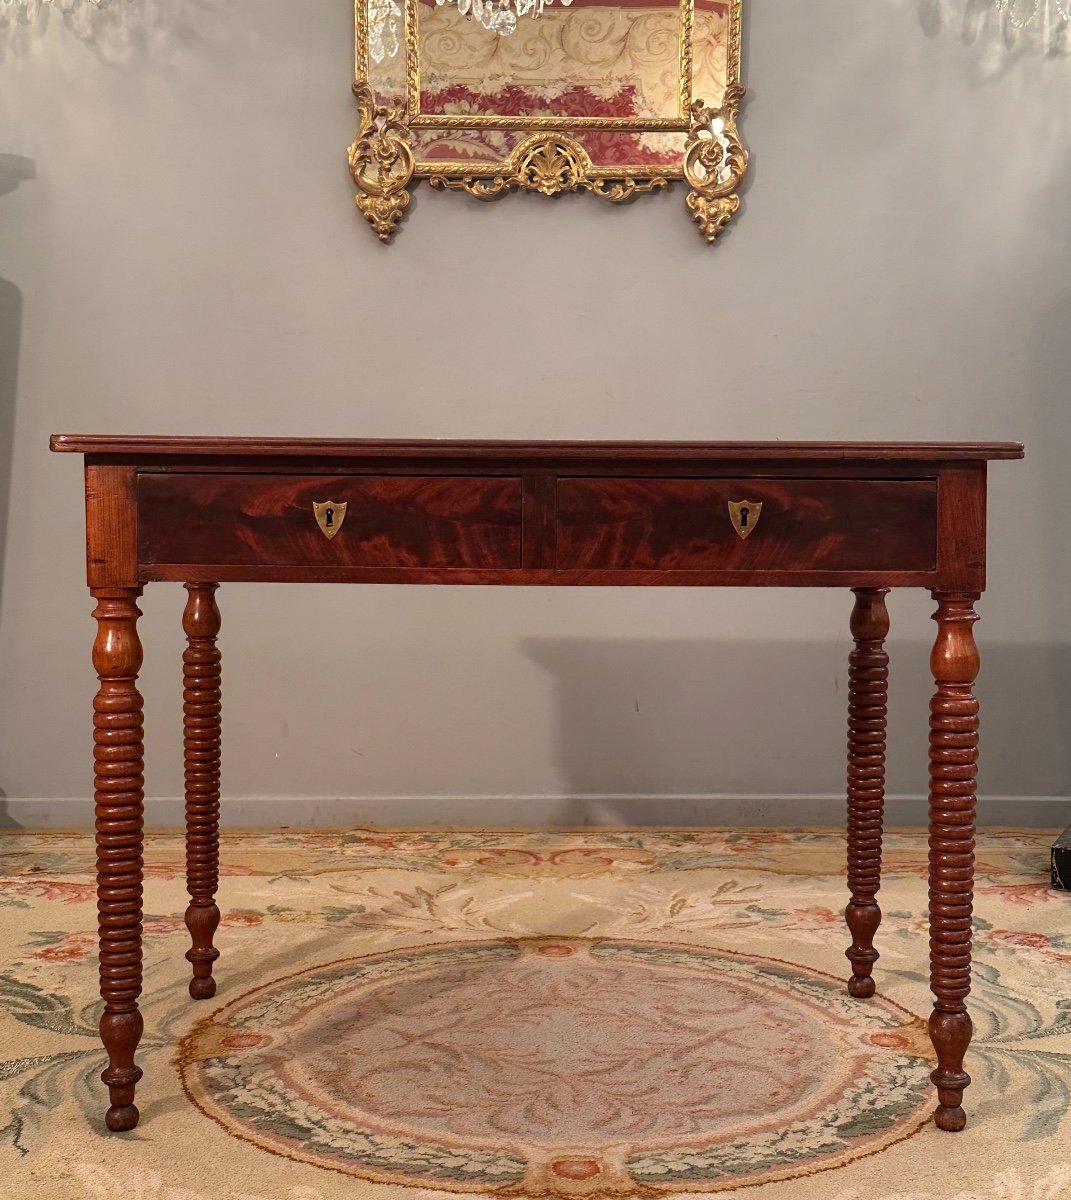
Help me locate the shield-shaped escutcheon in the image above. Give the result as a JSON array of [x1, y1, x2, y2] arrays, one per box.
[[727, 499, 762, 540], [313, 500, 348, 540]]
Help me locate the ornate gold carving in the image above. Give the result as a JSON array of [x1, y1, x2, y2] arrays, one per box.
[[348, 81, 415, 242], [428, 134, 670, 203], [728, 499, 762, 540], [516, 137, 585, 196], [351, 0, 748, 243], [411, 115, 688, 131], [683, 82, 748, 243], [404, 0, 420, 120], [678, 0, 695, 117]]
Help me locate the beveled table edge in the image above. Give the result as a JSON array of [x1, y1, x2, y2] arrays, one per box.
[[50, 435, 1026, 461]]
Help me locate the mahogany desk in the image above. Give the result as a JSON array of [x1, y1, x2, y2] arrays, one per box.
[[50, 436, 1024, 1136]]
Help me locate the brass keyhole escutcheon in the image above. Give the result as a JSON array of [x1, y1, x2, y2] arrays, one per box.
[[728, 500, 762, 540], [313, 500, 348, 540]]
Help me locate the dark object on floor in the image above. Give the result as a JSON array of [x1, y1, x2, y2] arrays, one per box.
[[1051, 824, 1071, 890]]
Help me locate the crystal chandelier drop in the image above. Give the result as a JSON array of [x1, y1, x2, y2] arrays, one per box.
[[995, 0, 1071, 25], [434, 0, 572, 38], [923, 0, 1071, 53], [368, 0, 401, 63], [367, 0, 570, 63], [964, 0, 1071, 53]]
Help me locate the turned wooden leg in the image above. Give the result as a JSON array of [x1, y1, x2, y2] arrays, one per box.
[[844, 587, 890, 999], [91, 587, 146, 1133], [182, 583, 222, 1001], [927, 592, 980, 1133]]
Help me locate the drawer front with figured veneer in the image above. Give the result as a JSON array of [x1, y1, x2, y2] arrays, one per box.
[[138, 474, 523, 569], [555, 478, 938, 573]]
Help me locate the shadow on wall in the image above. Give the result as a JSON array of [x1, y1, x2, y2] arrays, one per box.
[[917, 0, 1071, 65], [0, 0, 224, 63], [0, 154, 32, 621], [1022, 260, 1071, 846], [0, 154, 32, 828], [522, 636, 1071, 827]]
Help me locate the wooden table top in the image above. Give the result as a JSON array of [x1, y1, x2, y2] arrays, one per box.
[[50, 436, 1025, 462]]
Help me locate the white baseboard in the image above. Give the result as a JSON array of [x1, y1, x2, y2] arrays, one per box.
[[1, 794, 1066, 831]]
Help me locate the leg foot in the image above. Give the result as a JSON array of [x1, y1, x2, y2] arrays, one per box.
[[934, 1105, 966, 1133], [189, 976, 217, 1001], [930, 1008, 973, 1131], [100, 1009, 144, 1131], [185, 898, 220, 1000], [105, 1104, 141, 1133], [847, 973, 876, 1000], [844, 587, 889, 999]]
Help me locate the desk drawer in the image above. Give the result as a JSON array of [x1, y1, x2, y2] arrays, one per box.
[[556, 478, 937, 572], [138, 474, 523, 568]]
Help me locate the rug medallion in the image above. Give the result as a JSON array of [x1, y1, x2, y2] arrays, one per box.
[[177, 936, 933, 1194]]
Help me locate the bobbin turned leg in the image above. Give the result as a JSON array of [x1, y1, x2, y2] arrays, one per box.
[[182, 583, 222, 1001], [844, 587, 890, 999], [91, 587, 146, 1133], [927, 592, 980, 1133]]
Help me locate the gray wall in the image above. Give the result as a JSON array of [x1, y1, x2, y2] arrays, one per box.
[[1, 0, 1069, 828]]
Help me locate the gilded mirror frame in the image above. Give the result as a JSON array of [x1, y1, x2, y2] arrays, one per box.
[[349, 0, 745, 244]]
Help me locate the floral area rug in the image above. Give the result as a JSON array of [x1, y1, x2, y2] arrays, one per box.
[[0, 828, 1068, 1200]]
